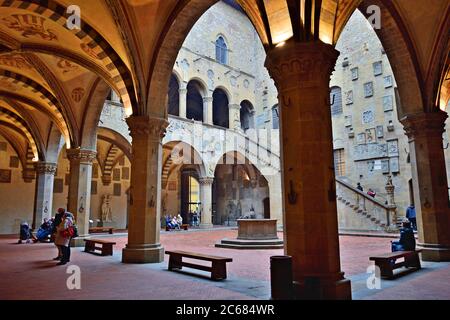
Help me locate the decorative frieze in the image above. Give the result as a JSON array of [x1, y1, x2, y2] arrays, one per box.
[[66, 149, 97, 164], [35, 162, 57, 175]]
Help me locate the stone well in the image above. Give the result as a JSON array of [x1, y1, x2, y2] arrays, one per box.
[[215, 219, 284, 249]]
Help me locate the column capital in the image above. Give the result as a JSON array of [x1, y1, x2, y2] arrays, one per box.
[[35, 162, 57, 175], [179, 87, 187, 94], [203, 96, 213, 103], [265, 40, 339, 92], [66, 148, 97, 164], [126, 115, 169, 140], [400, 111, 448, 139], [199, 177, 214, 185]]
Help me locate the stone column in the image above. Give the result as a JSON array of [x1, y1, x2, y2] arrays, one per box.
[[33, 162, 57, 230], [67, 148, 96, 246], [401, 111, 450, 261], [122, 115, 168, 263], [265, 40, 351, 300], [179, 82, 187, 118], [203, 96, 213, 125], [199, 177, 214, 228], [229, 103, 241, 131]]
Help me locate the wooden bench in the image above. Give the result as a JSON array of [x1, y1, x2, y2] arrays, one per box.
[[165, 250, 232, 280], [165, 224, 189, 231], [89, 227, 114, 234], [369, 250, 422, 279], [84, 239, 116, 256]]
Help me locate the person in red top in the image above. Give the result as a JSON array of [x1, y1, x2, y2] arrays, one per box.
[[367, 188, 376, 198]]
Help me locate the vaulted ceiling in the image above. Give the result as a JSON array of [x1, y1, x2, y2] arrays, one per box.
[[0, 0, 448, 163]]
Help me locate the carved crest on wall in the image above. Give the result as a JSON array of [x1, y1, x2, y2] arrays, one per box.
[[81, 43, 100, 60], [1, 14, 57, 41], [0, 54, 31, 70], [57, 59, 79, 74], [71, 87, 85, 102]]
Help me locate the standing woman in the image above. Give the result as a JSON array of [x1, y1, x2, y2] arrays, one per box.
[[54, 212, 74, 265]]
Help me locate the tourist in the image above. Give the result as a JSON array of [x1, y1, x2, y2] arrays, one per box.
[[391, 221, 416, 252], [52, 208, 65, 261], [33, 218, 53, 243], [18, 222, 32, 244], [54, 212, 74, 266], [356, 182, 363, 192], [171, 215, 180, 230], [192, 210, 199, 227], [165, 215, 173, 230], [406, 204, 417, 231], [367, 188, 376, 198], [176, 214, 183, 229]]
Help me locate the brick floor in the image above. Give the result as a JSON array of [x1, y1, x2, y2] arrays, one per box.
[[1, 229, 449, 300]]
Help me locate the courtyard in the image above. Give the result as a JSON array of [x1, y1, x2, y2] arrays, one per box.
[[1, 229, 449, 300]]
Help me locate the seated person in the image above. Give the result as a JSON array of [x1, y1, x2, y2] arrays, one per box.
[[367, 188, 376, 198], [171, 216, 180, 230], [33, 218, 53, 243], [176, 214, 183, 226], [391, 221, 416, 252], [18, 222, 32, 244]]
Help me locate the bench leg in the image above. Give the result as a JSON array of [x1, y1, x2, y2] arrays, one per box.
[[168, 254, 183, 270], [375, 260, 394, 279], [405, 253, 421, 269], [211, 262, 227, 280], [84, 242, 94, 253], [102, 244, 113, 256]]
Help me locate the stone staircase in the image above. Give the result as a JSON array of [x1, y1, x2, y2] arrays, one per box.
[[336, 177, 398, 232]]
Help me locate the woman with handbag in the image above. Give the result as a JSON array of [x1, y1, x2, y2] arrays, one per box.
[[54, 212, 74, 265]]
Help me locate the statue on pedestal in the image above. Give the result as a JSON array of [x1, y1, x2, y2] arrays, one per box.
[[101, 194, 113, 222]]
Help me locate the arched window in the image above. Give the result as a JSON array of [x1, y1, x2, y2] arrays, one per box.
[[330, 86, 343, 116], [272, 104, 279, 129], [215, 36, 228, 65], [213, 88, 229, 128], [240, 100, 254, 132], [167, 74, 180, 116]]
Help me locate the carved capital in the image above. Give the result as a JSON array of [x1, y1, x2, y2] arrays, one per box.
[[35, 162, 57, 175], [203, 96, 213, 103], [66, 148, 97, 164], [199, 177, 214, 185], [126, 115, 169, 140], [400, 111, 447, 140], [265, 40, 339, 92]]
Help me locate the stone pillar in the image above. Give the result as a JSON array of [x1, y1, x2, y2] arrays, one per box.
[[122, 115, 168, 263], [229, 103, 241, 131], [179, 82, 187, 118], [401, 111, 450, 261], [199, 177, 214, 228], [265, 40, 351, 300], [67, 148, 96, 246], [203, 96, 213, 125], [32, 162, 57, 230]]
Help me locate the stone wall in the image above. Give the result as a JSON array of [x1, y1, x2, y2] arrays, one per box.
[[331, 10, 412, 221], [0, 136, 34, 234]]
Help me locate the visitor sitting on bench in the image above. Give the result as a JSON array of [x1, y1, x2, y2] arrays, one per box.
[[33, 218, 53, 243], [172, 216, 180, 230], [391, 221, 416, 252]]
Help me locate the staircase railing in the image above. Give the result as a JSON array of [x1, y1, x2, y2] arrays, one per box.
[[335, 177, 398, 231]]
